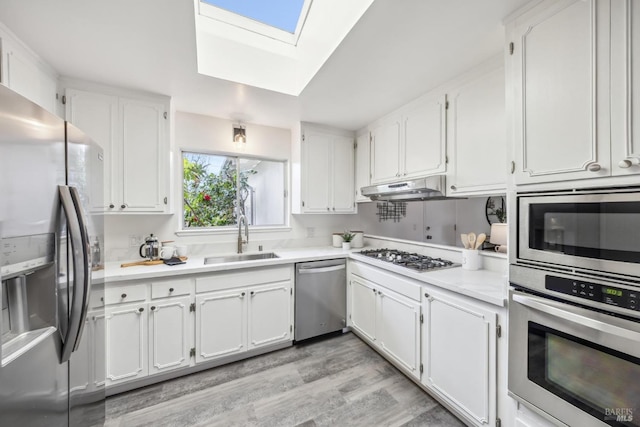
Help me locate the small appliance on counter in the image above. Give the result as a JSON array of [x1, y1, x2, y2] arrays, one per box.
[[139, 234, 160, 260]]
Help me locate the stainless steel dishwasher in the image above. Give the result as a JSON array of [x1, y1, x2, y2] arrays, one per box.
[[294, 259, 346, 342]]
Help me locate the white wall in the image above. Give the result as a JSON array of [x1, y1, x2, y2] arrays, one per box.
[[104, 111, 363, 261]]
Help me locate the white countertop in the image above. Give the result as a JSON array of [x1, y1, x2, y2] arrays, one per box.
[[100, 246, 507, 307]]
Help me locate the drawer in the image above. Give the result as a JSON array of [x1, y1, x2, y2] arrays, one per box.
[[104, 284, 147, 305], [151, 279, 191, 299]]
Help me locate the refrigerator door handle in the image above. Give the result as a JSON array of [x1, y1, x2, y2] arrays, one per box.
[[58, 185, 90, 363]]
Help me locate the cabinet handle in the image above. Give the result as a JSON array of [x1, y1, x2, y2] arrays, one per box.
[[109, 204, 115, 209], [587, 163, 602, 172], [121, 293, 127, 299], [138, 307, 144, 313], [510, 161, 515, 174], [327, 207, 330, 211], [332, 207, 335, 211], [169, 287, 174, 293], [121, 204, 127, 209], [250, 291, 255, 296], [618, 158, 639, 168], [151, 306, 156, 311], [450, 185, 457, 191], [372, 288, 376, 293], [241, 292, 245, 297]]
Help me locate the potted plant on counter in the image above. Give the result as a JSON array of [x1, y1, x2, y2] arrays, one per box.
[[341, 231, 355, 250]]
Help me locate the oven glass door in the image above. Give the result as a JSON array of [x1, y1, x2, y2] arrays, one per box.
[[519, 193, 640, 276], [528, 322, 640, 426], [509, 290, 640, 427]]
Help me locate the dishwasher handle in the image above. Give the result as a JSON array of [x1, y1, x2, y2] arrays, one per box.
[[298, 264, 346, 274]]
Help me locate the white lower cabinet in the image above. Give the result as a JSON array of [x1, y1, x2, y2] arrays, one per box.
[[247, 282, 292, 349], [196, 288, 247, 362], [105, 303, 148, 386], [148, 296, 191, 374], [377, 286, 421, 377], [422, 287, 498, 426], [349, 262, 422, 379], [348, 275, 377, 341], [194, 266, 293, 365]]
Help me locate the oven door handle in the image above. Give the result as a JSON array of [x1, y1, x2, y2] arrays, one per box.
[[513, 292, 640, 342]]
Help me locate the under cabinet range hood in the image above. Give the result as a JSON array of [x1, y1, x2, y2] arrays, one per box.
[[361, 176, 448, 201]]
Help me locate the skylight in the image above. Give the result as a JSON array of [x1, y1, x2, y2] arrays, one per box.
[[193, 0, 375, 95], [199, 0, 312, 45], [201, 0, 305, 34]]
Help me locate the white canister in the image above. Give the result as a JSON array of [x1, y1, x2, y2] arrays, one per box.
[[332, 233, 343, 248], [351, 231, 364, 248], [461, 249, 482, 271]]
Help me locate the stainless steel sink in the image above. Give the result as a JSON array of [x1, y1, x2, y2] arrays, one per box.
[[204, 252, 279, 265]]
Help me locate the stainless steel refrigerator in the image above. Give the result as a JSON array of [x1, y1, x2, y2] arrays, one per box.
[[0, 84, 105, 426]]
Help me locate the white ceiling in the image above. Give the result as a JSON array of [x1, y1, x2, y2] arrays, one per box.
[[0, 0, 531, 131]]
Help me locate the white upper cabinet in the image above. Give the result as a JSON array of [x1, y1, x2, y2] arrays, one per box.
[[65, 86, 171, 214], [354, 132, 371, 202], [402, 94, 447, 179], [370, 116, 401, 184], [507, 0, 611, 185], [370, 93, 446, 184], [447, 63, 507, 196], [299, 124, 355, 214], [0, 25, 57, 114], [611, 1, 640, 176]]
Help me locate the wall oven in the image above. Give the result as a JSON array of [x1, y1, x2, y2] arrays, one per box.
[[510, 188, 640, 427]]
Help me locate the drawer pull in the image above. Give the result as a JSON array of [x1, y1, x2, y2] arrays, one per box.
[[169, 287, 174, 293], [151, 306, 156, 311], [121, 293, 127, 299]]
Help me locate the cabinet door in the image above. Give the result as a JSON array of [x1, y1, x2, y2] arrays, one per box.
[[348, 276, 377, 342], [611, 1, 640, 176], [92, 312, 106, 389], [355, 133, 371, 202], [105, 303, 148, 385], [148, 296, 191, 374], [403, 95, 447, 179], [247, 281, 291, 349], [448, 67, 506, 195], [3, 39, 57, 114], [65, 89, 118, 212], [370, 118, 401, 184], [511, 0, 610, 184], [377, 287, 421, 378], [331, 136, 355, 213], [301, 130, 331, 212], [120, 97, 168, 212], [423, 292, 497, 426], [195, 289, 246, 363]]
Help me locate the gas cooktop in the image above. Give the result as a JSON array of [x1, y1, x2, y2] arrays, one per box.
[[356, 248, 459, 272]]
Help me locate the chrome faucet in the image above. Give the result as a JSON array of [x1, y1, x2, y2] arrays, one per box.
[[237, 214, 249, 253]]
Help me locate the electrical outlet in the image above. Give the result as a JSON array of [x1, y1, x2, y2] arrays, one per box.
[[307, 227, 315, 238], [129, 235, 141, 247]]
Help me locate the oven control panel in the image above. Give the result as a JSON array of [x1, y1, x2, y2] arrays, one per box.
[[546, 276, 639, 311]]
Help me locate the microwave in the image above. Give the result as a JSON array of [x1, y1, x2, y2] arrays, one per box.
[[516, 188, 640, 281]]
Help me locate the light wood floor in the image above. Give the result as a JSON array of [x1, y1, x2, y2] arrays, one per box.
[[105, 332, 465, 427]]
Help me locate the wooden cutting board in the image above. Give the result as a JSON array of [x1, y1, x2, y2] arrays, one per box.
[[121, 257, 188, 268]]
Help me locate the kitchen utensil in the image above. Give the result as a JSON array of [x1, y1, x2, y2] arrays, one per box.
[[461, 234, 469, 249], [461, 249, 482, 270], [475, 233, 486, 249], [467, 232, 476, 250], [160, 245, 176, 260], [139, 234, 161, 260]]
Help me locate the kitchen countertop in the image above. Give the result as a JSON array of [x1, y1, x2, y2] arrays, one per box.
[[98, 246, 507, 307]]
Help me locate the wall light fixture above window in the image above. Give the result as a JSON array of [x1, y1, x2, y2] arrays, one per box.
[[233, 124, 246, 143]]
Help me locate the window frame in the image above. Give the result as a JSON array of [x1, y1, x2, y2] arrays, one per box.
[[177, 149, 291, 236]]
